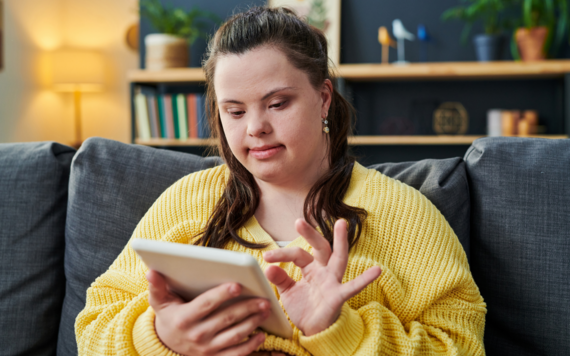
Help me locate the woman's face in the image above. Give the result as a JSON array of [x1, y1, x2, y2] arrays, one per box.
[[214, 46, 332, 188]]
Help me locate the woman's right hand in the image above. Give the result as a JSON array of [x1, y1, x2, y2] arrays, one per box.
[[146, 270, 270, 356]]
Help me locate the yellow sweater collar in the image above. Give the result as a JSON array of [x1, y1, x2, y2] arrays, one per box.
[[241, 162, 369, 249]]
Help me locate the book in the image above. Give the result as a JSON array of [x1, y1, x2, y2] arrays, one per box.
[[156, 94, 167, 138], [196, 94, 207, 138], [171, 94, 180, 139], [187, 94, 198, 139], [162, 94, 175, 139], [177, 94, 189, 140], [134, 91, 151, 140], [146, 94, 160, 138]]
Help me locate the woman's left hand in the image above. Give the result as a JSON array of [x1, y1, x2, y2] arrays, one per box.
[[263, 219, 382, 336]]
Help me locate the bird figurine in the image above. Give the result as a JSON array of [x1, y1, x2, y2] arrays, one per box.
[[378, 26, 397, 64], [392, 19, 415, 64], [417, 24, 431, 62]]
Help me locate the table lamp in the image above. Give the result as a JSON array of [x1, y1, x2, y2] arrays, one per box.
[[52, 50, 104, 148]]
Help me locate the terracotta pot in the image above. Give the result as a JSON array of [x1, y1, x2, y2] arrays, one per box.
[[145, 34, 189, 70], [515, 26, 548, 61]]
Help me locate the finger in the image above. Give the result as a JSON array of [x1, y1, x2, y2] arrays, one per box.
[[295, 219, 332, 265], [340, 266, 382, 301], [193, 298, 270, 340], [264, 265, 296, 294], [328, 220, 349, 281], [179, 282, 242, 324], [263, 247, 314, 268], [146, 270, 182, 310], [211, 311, 269, 351], [217, 332, 266, 356]]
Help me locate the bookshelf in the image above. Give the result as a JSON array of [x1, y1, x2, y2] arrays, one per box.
[[129, 61, 570, 153]]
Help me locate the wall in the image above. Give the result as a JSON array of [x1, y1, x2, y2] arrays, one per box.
[[0, 0, 138, 144]]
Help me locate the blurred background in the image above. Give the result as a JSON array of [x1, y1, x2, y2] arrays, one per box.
[[1, 0, 569, 163]]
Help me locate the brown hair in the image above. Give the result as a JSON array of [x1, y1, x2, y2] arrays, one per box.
[[196, 6, 366, 249]]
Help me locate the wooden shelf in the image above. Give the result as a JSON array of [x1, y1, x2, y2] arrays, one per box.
[[135, 138, 218, 146], [129, 68, 206, 83], [337, 60, 570, 81], [136, 135, 567, 147], [128, 60, 570, 83]]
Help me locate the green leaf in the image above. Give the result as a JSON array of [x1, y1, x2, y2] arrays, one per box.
[[139, 0, 219, 44], [510, 30, 521, 60], [523, 0, 534, 27]]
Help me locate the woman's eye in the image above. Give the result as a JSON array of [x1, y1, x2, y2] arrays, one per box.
[[229, 111, 245, 117], [270, 101, 286, 109]]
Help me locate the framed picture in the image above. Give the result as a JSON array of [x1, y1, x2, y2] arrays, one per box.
[[0, 0, 3, 70], [268, 0, 341, 67]]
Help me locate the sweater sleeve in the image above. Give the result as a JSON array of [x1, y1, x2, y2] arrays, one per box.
[[75, 167, 221, 356], [299, 284, 486, 356], [298, 168, 487, 356]]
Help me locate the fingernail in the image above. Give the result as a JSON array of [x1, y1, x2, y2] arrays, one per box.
[[264, 251, 273, 258], [259, 301, 268, 310], [229, 284, 240, 296]]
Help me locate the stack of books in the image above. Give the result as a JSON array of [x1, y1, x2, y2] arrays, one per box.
[[134, 86, 210, 140]]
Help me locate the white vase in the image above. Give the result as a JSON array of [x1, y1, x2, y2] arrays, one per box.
[[145, 34, 189, 70]]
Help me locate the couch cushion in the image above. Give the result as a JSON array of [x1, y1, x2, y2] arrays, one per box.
[[465, 137, 570, 356], [368, 157, 470, 260], [57, 137, 222, 355], [0, 142, 75, 356]]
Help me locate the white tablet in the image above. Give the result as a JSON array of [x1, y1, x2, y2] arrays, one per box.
[[131, 238, 293, 339]]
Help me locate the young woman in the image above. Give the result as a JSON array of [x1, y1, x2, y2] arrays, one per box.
[[76, 7, 486, 356]]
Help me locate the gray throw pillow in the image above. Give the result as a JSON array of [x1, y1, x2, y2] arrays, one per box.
[[0, 142, 75, 356], [465, 137, 570, 356], [368, 157, 470, 260], [57, 138, 221, 355]]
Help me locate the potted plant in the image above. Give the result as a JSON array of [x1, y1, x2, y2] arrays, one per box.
[[140, 0, 220, 70], [511, 0, 570, 61], [442, 0, 518, 61]]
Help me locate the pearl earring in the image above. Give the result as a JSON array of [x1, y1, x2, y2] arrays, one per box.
[[322, 113, 329, 134]]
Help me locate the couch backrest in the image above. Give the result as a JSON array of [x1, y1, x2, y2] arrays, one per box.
[[465, 137, 570, 356], [56, 138, 222, 355], [58, 137, 471, 354], [0, 142, 75, 356]]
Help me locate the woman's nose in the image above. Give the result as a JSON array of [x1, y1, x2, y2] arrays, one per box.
[[247, 114, 272, 137]]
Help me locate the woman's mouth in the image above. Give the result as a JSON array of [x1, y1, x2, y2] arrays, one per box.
[[248, 145, 285, 159]]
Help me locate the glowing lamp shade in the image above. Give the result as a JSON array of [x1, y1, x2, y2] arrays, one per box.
[[52, 50, 105, 148], [52, 50, 104, 92]]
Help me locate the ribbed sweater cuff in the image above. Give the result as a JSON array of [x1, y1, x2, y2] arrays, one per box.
[[133, 307, 179, 356], [299, 303, 364, 356]]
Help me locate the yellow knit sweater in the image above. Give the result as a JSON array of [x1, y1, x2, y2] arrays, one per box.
[[75, 162, 486, 356]]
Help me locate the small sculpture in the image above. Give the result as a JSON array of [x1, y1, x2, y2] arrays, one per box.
[[417, 24, 431, 62], [378, 26, 397, 64], [392, 19, 415, 64]]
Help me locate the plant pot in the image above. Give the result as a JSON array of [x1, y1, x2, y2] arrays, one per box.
[[145, 34, 189, 70], [473, 34, 505, 62], [515, 27, 548, 61]]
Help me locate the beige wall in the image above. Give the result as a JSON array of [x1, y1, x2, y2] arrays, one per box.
[[0, 0, 138, 144]]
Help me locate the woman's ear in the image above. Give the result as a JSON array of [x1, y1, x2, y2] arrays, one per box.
[[320, 79, 333, 117]]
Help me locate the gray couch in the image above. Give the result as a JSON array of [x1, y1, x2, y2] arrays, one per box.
[[0, 137, 568, 355]]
